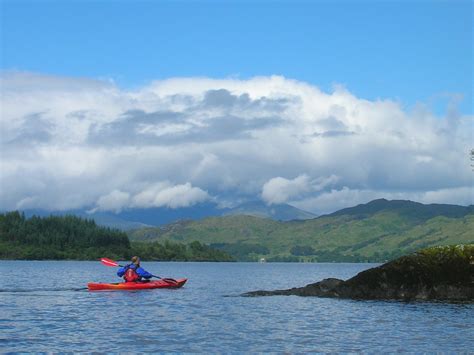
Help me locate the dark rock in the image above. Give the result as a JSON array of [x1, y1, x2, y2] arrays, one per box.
[[243, 278, 344, 297], [242, 245, 474, 302]]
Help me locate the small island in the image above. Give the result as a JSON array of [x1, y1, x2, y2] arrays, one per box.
[[243, 245, 474, 302]]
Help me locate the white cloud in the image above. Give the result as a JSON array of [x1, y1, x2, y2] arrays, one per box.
[[1, 71, 472, 212], [90, 183, 209, 212], [131, 182, 209, 209], [262, 175, 311, 205], [261, 174, 339, 205], [94, 190, 131, 213]]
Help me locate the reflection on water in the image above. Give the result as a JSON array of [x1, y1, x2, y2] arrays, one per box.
[[0, 261, 472, 352]]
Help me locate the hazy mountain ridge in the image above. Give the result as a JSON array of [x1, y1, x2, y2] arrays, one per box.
[[18, 201, 315, 230], [223, 200, 316, 220], [129, 199, 474, 262]]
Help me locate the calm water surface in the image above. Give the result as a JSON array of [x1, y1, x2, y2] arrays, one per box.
[[0, 261, 472, 352]]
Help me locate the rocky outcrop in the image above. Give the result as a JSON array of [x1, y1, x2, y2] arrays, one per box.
[[243, 245, 474, 301]]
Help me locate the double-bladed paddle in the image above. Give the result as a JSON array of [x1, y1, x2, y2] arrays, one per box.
[[100, 257, 122, 267], [100, 257, 178, 284]]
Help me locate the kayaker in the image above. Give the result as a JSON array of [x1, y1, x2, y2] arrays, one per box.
[[117, 256, 153, 282]]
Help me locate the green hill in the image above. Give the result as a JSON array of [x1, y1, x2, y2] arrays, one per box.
[[129, 199, 474, 262]]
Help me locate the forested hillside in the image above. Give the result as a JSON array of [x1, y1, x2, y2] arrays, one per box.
[[0, 212, 233, 261]]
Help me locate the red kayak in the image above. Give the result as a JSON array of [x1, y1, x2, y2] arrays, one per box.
[[88, 278, 187, 291]]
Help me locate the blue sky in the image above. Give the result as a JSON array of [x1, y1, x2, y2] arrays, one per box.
[[1, 0, 472, 114], [1, 0, 473, 213]]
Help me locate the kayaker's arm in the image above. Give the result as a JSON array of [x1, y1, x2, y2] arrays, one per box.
[[117, 265, 128, 277], [136, 267, 153, 279]]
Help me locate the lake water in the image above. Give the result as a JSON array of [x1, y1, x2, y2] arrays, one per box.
[[0, 261, 472, 352]]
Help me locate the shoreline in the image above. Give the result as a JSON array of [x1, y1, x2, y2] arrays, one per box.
[[0, 259, 380, 264]]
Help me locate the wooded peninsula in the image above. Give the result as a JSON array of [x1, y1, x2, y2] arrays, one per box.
[[0, 212, 234, 261]]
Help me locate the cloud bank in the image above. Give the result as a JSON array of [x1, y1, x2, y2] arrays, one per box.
[[1, 71, 472, 214]]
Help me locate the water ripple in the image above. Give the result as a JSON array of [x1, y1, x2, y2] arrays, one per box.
[[0, 261, 472, 352]]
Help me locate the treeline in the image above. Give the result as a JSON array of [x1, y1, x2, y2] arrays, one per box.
[[209, 241, 405, 262], [210, 242, 270, 261], [0, 211, 130, 260], [287, 246, 406, 263], [132, 240, 234, 262], [0, 212, 233, 261]]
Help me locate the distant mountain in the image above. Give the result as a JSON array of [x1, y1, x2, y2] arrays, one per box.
[[130, 199, 474, 262], [107, 202, 225, 226], [18, 201, 315, 230], [328, 198, 474, 220], [223, 200, 316, 221]]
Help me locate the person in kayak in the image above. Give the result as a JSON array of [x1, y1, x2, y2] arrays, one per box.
[[117, 256, 153, 282]]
